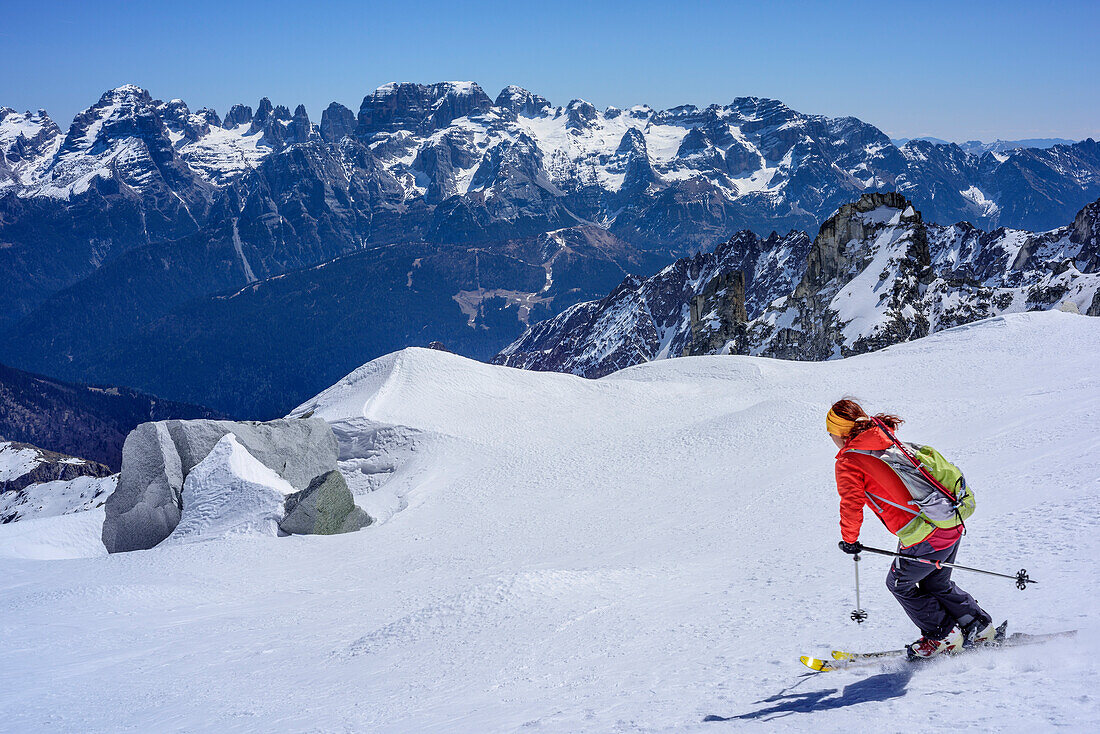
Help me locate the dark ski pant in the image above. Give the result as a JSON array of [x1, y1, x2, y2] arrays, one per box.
[[886, 538, 985, 638]]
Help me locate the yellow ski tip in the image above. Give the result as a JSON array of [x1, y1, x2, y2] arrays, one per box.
[[800, 655, 830, 671], [832, 650, 856, 661]]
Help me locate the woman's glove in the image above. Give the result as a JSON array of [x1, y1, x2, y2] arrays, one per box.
[[838, 540, 863, 554]]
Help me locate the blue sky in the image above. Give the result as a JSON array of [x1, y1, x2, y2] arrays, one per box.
[[2, 0, 1097, 142]]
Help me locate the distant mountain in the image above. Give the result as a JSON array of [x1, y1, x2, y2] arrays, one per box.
[[1, 83, 1098, 416], [495, 230, 811, 377], [0, 440, 116, 523], [495, 193, 1100, 375], [891, 137, 1079, 153], [0, 361, 222, 469]]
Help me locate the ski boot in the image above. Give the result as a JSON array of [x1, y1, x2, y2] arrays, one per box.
[[907, 626, 963, 659], [961, 613, 1001, 648]]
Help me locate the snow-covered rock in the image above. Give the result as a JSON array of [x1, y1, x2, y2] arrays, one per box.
[[165, 434, 293, 543], [0, 440, 114, 493], [102, 416, 338, 552]]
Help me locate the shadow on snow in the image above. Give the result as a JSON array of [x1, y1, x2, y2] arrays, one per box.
[[704, 666, 915, 722]]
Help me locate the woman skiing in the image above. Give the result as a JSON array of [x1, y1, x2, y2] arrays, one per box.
[[827, 398, 996, 658]]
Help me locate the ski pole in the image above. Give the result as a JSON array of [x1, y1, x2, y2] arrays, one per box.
[[856, 544, 1037, 590], [850, 552, 867, 623]]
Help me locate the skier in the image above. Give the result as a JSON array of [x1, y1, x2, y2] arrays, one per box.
[[827, 398, 997, 658]]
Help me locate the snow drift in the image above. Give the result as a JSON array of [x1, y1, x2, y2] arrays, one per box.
[[0, 311, 1098, 732], [164, 433, 295, 543]]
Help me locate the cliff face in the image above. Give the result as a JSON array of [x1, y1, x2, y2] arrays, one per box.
[[723, 193, 1100, 360]]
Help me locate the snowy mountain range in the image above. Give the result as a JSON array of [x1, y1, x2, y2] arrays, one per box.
[[891, 137, 1079, 154], [2, 82, 1098, 416], [495, 193, 1100, 376]]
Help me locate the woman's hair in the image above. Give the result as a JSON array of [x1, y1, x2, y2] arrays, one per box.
[[830, 398, 903, 439]]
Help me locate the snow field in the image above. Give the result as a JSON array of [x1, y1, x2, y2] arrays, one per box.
[[0, 311, 1097, 731]]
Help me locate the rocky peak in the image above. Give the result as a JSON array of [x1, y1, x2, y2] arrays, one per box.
[[157, 99, 209, 143], [222, 103, 253, 129], [320, 102, 356, 143], [798, 191, 920, 298], [273, 104, 292, 121], [101, 84, 153, 107], [615, 128, 655, 195], [428, 82, 493, 129], [56, 85, 163, 158], [251, 97, 275, 131], [194, 107, 221, 127], [494, 85, 552, 116], [357, 81, 493, 137], [290, 104, 313, 143], [565, 99, 598, 131], [0, 108, 62, 165]]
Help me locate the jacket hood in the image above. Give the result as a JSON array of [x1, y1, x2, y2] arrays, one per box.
[[836, 425, 891, 458]]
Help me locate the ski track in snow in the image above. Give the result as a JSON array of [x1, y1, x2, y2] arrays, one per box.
[[0, 311, 1098, 732]]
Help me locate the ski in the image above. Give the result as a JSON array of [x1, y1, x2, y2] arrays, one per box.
[[801, 626, 1076, 672]]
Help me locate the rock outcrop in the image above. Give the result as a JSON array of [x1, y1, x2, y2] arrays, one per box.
[[102, 416, 349, 552], [279, 470, 371, 535], [685, 270, 748, 356]]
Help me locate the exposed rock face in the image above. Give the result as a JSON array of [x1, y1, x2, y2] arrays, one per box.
[[279, 470, 371, 535], [1070, 199, 1100, 275], [494, 86, 552, 117], [222, 104, 252, 128], [102, 422, 184, 552], [685, 270, 748, 356], [731, 193, 1100, 359], [320, 102, 356, 143], [357, 82, 493, 136], [102, 416, 338, 552]]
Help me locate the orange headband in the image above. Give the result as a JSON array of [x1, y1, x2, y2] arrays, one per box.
[[826, 409, 856, 436]]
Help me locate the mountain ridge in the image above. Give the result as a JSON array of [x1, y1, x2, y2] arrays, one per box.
[[495, 193, 1100, 376]]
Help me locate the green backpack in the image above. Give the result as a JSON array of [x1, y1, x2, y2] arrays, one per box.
[[851, 418, 975, 531]]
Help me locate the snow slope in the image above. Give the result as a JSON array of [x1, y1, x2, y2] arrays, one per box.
[[1, 311, 1098, 732]]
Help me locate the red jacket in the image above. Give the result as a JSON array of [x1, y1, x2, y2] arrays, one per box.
[[834, 426, 960, 548]]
